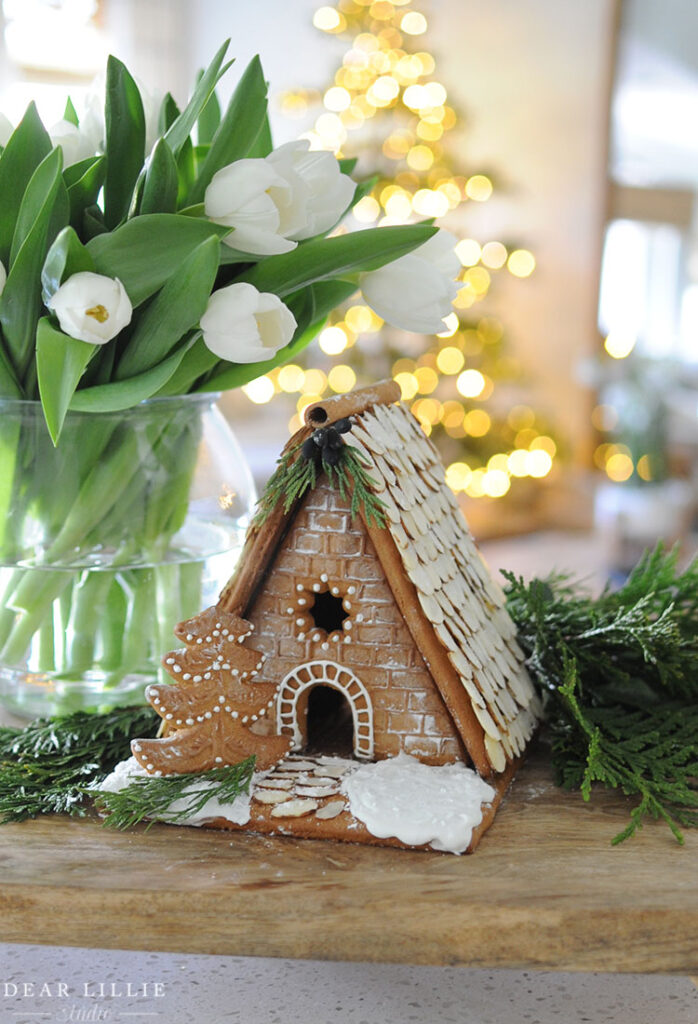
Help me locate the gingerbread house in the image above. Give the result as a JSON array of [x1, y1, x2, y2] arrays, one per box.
[[130, 380, 541, 852]]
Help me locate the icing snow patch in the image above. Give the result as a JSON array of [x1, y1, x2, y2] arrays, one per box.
[[342, 752, 495, 854], [97, 757, 253, 827]]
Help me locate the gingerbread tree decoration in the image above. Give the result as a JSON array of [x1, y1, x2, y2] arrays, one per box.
[[131, 606, 291, 776]]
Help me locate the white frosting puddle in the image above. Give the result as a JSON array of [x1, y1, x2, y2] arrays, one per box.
[[98, 757, 254, 827], [342, 752, 496, 854]]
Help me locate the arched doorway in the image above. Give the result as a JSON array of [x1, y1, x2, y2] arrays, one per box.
[[276, 661, 373, 759]]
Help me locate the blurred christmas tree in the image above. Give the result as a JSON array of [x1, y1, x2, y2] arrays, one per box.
[[243, 0, 559, 514]]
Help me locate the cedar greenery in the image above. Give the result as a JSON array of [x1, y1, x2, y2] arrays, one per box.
[[254, 436, 386, 527], [94, 757, 256, 829], [0, 705, 158, 822], [503, 544, 698, 844]]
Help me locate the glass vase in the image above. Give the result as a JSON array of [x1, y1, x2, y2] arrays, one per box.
[[0, 395, 256, 719]]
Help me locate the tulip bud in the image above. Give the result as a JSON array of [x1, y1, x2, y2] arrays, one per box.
[[360, 229, 460, 335], [48, 272, 133, 345], [200, 282, 297, 364]]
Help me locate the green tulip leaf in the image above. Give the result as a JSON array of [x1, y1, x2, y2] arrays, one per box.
[[63, 97, 79, 127], [158, 92, 181, 135], [0, 337, 22, 398], [339, 158, 358, 175], [70, 337, 196, 413], [188, 54, 268, 205], [155, 335, 218, 396], [246, 112, 273, 158], [36, 317, 96, 444], [0, 149, 68, 380], [164, 40, 233, 157], [140, 138, 179, 215], [65, 156, 106, 230], [176, 136, 196, 208], [196, 76, 221, 145], [87, 214, 229, 306], [116, 235, 219, 378], [104, 55, 146, 228], [0, 103, 52, 266], [240, 223, 437, 297], [41, 226, 95, 304]]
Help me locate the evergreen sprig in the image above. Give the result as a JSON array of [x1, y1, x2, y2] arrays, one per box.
[[504, 544, 698, 843], [0, 706, 158, 822], [95, 757, 256, 829], [254, 434, 385, 527]]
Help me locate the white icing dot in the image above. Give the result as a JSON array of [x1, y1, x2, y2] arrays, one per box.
[[344, 620, 353, 630], [197, 716, 203, 722], [176, 720, 182, 725], [146, 763, 154, 771], [154, 770, 162, 777], [186, 719, 194, 725], [321, 643, 329, 651], [298, 598, 307, 606], [218, 696, 225, 703], [267, 699, 274, 707], [296, 584, 304, 591], [344, 636, 352, 644], [248, 625, 255, 632], [313, 584, 321, 592], [165, 714, 172, 720], [183, 673, 191, 681], [193, 675, 202, 682], [313, 633, 321, 642], [298, 633, 306, 641], [231, 710, 238, 719], [232, 668, 239, 676], [205, 635, 212, 642], [196, 638, 202, 644], [222, 663, 231, 670], [215, 623, 221, 629], [215, 756, 223, 764], [251, 715, 257, 722], [132, 743, 141, 752], [173, 665, 182, 673], [152, 697, 160, 705], [320, 573, 328, 582], [213, 706, 220, 713], [348, 586, 356, 594], [296, 618, 304, 627], [331, 587, 339, 595], [204, 672, 211, 679], [242, 716, 248, 724], [205, 711, 212, 719], [165, 658, 174, 665], [222, 628, 229, 636], [186, 634, 193, 641], [286, 607, 294, 614], [331, 634, 339, 642], [356, 614, 364, 622]]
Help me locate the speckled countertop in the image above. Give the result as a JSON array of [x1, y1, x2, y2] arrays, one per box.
[[0, 946, 696, 1024]]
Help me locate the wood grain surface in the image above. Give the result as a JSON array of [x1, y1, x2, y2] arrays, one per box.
[[0, 739, 696, 973]]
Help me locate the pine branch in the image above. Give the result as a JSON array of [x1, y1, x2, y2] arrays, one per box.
[[0, 706, 159, 823], [95, 757, 256, 829], [504, 543, 698, 843], [253, 432, 385, 527]]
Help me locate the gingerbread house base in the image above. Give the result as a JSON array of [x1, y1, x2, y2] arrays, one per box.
[[203, 750, 521, 853]]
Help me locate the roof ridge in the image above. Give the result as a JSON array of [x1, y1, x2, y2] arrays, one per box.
[[304, 379, 400, 427]]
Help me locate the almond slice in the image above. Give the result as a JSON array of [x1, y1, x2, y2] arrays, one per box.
[[315, 800, 346, 820], [270, 798, 319, 818], [253, 789, 292, 804]]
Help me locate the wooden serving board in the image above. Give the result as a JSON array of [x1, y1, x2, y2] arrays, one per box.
[[0, 740, 696, 974]]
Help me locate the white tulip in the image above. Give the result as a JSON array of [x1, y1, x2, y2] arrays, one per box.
[[0, 260, 6, 297], [49, 120, 96, 168], [200, 282, 297, 363], [266, 140, 355, 240], [0, 114, 13, 148], [204, 159, 299, 256], [360, 229, 461, 334], [205, 141, 354, 255], [48, 272, 133, 345]]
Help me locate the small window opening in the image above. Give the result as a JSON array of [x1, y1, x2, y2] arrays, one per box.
[[306, 685, 354, 756], [309, 589, 348, 634]]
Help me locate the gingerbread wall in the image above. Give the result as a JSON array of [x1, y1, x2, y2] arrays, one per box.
[[244, 478, 466, 766]]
